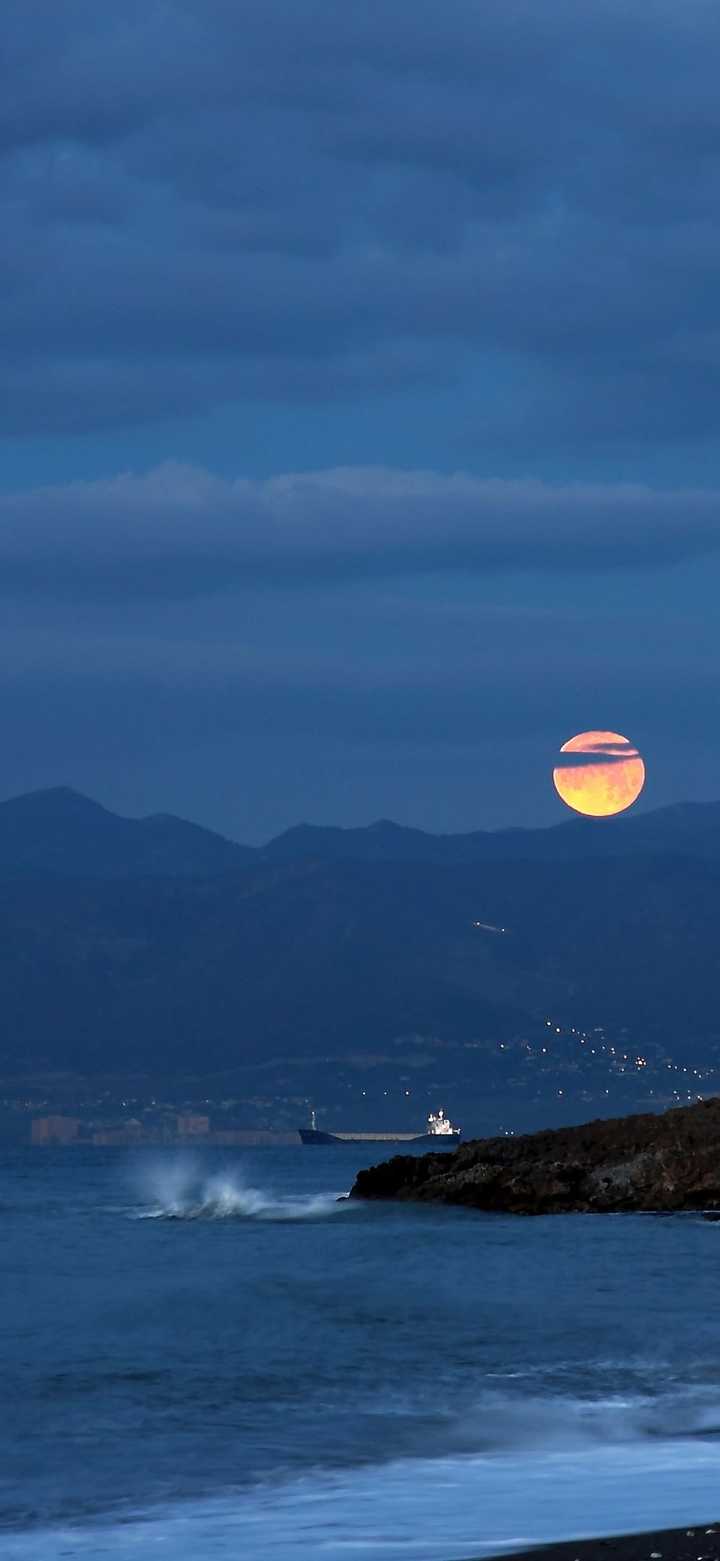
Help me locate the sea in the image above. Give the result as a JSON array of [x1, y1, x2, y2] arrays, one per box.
[[3, 1143, 720, 1561]]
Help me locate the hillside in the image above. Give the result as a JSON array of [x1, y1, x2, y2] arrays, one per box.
[[264, 801, 720, 866], [0, 787, 252, 877], [1, 788, 720, 1131], [0, 848, 719, 1116]]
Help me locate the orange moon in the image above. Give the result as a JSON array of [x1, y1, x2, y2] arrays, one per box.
[[552, 730, 645, 817]]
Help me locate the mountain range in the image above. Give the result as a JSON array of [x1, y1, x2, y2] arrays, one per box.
[[2, 787, 719, 1130], [2, 785, 720, 875]]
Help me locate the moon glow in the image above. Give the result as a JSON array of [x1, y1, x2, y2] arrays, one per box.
[[553, 730, 646, 817]]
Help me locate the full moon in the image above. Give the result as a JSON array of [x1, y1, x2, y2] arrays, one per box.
[[552, 730, 646, 817]]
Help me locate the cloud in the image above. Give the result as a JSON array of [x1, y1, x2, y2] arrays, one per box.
[[3, 1, 720, 447], [2, 464, 720, 597], [554, 752, 642, 771]]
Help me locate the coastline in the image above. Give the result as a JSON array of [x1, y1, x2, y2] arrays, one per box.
[[350, 1098, 720, 1214], [467, 1522, 720, 1561]]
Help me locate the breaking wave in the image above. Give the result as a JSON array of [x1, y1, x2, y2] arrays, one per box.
[[447, 1386, 720, 1455], [131, 1162, 354, 1222], [4, 1424, 720, 1561]]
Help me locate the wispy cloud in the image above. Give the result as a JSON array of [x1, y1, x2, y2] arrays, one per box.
[[2, 464, 719, 597]]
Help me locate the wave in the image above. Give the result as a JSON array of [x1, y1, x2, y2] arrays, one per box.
[[448, 1386, 720, 1455], [5, 1433, 720, 1561], [130, 1162, 354, 1221]]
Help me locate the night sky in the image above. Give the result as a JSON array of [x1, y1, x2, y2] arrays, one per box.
[[4, 1, 720, 841]]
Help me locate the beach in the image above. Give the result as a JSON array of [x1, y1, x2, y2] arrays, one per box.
[[477, 1523, 720, 1561]]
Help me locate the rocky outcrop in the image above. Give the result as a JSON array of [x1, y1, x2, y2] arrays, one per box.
[[349, 1098, 720, 1214]]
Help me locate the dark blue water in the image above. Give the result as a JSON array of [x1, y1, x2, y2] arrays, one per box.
[[3, 1145, 720, 1559]]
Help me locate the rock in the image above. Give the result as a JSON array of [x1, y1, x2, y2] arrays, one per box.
[[349, 1098, 720, 1214]]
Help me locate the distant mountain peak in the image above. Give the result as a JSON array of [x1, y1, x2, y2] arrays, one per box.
[[0, 786, 254, 877], [1, 785, 116, 816], [368, 818, 409, 833]]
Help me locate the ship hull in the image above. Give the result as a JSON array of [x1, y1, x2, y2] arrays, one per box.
[[298, 1128, 461, 1146]]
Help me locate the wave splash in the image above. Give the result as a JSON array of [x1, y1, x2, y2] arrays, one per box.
[[132, 1161, 353, 1222], [452, 1386, 720, 1455]]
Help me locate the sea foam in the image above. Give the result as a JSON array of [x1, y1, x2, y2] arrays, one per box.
[[4, 1435, 720, 1561]]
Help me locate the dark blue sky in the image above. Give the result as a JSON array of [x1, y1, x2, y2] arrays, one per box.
[[3, 0, 720, 840]]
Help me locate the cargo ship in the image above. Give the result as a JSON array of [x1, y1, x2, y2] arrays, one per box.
[[299, 1107, 461, 1146]]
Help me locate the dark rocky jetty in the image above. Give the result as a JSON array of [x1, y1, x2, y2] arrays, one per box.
[[350, 1098, 720, 1214]]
